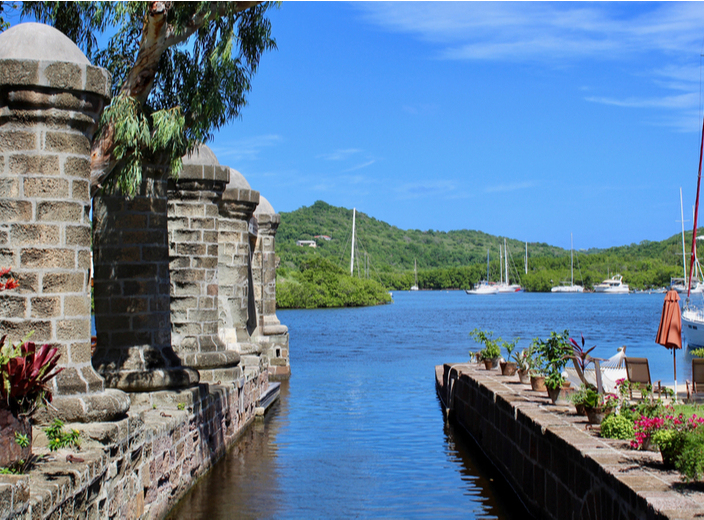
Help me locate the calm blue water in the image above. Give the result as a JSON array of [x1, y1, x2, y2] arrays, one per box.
[[167, 291, 691, 519]]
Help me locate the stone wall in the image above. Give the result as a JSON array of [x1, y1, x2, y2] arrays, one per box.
[[1, 373, 268, 520], [436, 363, 704, 520]]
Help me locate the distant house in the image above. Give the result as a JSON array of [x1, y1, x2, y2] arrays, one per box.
[[296, 240, 317, 248], [314, 235, 332, 241]]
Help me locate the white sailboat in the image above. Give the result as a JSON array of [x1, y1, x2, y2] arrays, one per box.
[[496, 239, 521, 292], [466, 249, 498, 295], [410, 259, 419, 291], [551, 234, 584, 293]]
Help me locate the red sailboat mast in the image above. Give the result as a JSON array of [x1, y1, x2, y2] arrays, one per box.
[[687, 115, 704, 298]]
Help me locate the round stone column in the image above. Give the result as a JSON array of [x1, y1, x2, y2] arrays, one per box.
[[217, 169, 260, 361], [168, 145, 240, 381], [92, 163, 200, 392], [0, 23, 130, 421], [251, 196, 290, 380]]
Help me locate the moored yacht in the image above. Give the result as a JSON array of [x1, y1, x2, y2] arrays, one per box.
[[466, 281, 499, 295], [551, 233, 583, 293], [593, 275, 629, 294]]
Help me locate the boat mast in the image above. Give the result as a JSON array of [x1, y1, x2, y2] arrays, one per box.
[[688, 115, 704, 299], [499, 244, 503, 284], [681, 187, 688, 284], [525, 242, 528, 274], [504, 238, 509, 284], [486, 248, 490, 282], [350, 208, 356, 276], [570, 233, 574, 286]]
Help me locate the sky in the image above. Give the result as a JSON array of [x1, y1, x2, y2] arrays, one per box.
[[206, 1, 704, 251]]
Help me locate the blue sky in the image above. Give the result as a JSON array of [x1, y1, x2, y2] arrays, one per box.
[[208, 2, 704, 251]]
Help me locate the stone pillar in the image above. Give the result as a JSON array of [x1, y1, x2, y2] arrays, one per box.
[[251, 196, 290, 380], [92, 164, 200, 392], [0, 23, 130, 421], [168, 145, 240, 382], [217, 169, 260, 363]]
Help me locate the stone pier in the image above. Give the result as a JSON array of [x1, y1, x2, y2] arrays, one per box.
[[168, 146, 241, 382], [251, 197, 290, 380], [0, 23, 129, 421]]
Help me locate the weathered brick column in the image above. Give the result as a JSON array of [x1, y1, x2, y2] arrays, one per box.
[[0, 23, 130, 421], [168, 146, 240, 382], [251, 196, 290, 380], [217, 168, 260, 365], [92, 164, 200, 392]]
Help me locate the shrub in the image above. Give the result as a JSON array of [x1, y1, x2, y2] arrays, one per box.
[[676, 430, 704, 481], [601, 414, 635, 440]]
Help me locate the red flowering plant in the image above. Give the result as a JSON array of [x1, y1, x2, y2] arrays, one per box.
[[0, 269, 63, 416]]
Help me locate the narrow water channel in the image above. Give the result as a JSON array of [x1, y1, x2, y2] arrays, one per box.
[[167, 290, 678, 519], [167, 291, 537, 519]]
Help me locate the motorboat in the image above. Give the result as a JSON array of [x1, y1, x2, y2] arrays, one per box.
[[593, 275, 629, 294]]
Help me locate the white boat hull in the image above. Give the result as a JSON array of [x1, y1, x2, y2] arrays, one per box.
[[683, 307, 704, 347], [466, 283, 498, 295], [551, 285, 584, 293], [496, 283, 521, 293]]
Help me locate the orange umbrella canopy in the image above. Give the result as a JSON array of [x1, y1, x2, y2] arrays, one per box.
[[656, 290, 682, 350]]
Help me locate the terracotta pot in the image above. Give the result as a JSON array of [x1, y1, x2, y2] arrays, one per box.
[[530, 375, 546, 392], [483, 358, 500, 370], [547, 385, 575, 405], [500, 361, 517, 376], [0, 407, 32, 467], [574, 403, 587, 416], [585, 406, 611, 425], [517, 369, 531, 384]]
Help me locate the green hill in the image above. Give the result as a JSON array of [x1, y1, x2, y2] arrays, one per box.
[[276, 200, 695, 292]]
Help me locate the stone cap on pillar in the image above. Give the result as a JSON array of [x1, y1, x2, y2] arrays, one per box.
[[179, 144, 229, 184], [0, 22, 110, 98], [222, 167, 260, 206], [253, 195, 280, 232]]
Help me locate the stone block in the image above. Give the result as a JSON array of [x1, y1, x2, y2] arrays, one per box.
[[0, 129, 36, 151], [36, 201, 83, 222], [0, 200, 32, 222], [21, 248, 75, 269], [30, 296, 60, 318], [0, 295, 25, 318], [0, 319, 51, 342], [0, 178, 19, 198], [42, 272, 85, 293], [57, 318, 90, 340], [23, 177, 69, 198], [10, 223, 60, 245], [9, 154, 60, 175], [64, 295, 90, 317], [63, 156, 90, 178], [44, 131, 90, 155], [72, 179, 89, 200]]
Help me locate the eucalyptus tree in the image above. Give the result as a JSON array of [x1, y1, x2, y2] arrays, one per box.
[[16, 1, 276, 196]]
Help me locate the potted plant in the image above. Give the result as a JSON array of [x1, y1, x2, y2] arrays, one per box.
[[469, 329, 502, 370], [571, 385, 591, 416], [498, 337, 520, 376], [515, 348, 532, 384], [580, 387, 618, 424], [0, 269, 63, 470], [533, 331, 572, 403]]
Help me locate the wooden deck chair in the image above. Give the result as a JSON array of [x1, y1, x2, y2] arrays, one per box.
[[686, 358, 704, 400], [625, 357, 661, 399]]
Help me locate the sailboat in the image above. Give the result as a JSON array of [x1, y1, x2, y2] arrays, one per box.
[[681, 115, 704, 347], [496, 239, 522, 292], [466, 249, 498, 295], [671, 188, 704, 295], [410, 259, 419, 291], [551, 234, 584, 293]]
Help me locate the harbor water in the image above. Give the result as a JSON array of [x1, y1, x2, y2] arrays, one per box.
[[167, 291, 690, 519]]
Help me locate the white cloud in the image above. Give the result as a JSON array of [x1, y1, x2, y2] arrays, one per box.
[[212, 134, 282, 162], [485, 181, 538, 194], [342, 160, 375, 173], [317, 149, 362, 161]]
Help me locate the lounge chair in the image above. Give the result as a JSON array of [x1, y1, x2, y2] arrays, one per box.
[[686, 358, 704, 400], [625, 357, 661, 399]]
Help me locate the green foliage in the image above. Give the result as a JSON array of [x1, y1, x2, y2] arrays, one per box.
[[14, 431, 29, 448], [177, 402, 186, 411], [533, 331, 571, 389], [675, 430, 704, 481], [600, 414, 635, 440], [277, 201, 691, 291], [22, 1, 276, 195], [469, 329, 502, 360], [276, 256, 392, 309], [44, 419, 81, 452], [691, 348, 704, 358]]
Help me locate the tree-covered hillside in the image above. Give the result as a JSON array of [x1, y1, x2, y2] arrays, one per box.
[[276, 200, 697, 292]]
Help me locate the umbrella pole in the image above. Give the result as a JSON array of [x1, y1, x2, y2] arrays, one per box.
[[674, 348, 678, 404]]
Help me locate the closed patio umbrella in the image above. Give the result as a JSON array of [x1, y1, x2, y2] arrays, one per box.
[[655, 289, 682, 401]]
